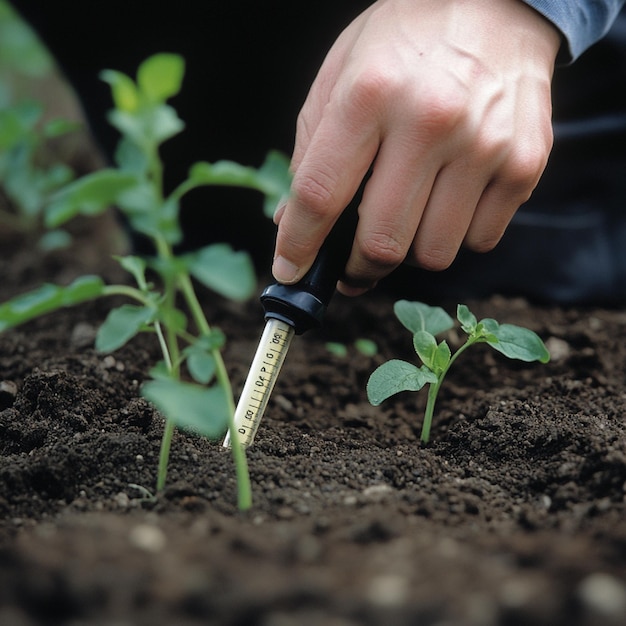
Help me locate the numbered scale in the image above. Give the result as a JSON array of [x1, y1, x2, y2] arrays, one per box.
[[222, 174, 367, 450], [222, 318, 294, 448]]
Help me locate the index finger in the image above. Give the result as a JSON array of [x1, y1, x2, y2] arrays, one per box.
[[272, 109, 379, 284]]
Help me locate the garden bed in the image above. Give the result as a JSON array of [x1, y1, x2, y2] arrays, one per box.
[[1, 216, 626, 626]]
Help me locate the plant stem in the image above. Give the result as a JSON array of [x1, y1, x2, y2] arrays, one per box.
[[102, 284, 152, 305], [151, 236, 183, 492], [420, 338, 477, 444], [421, 382, 439, 444], [178, 273, 252, 511], [157, 419, 175, 491]]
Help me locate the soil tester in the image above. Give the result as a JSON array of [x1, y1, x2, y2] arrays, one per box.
[[222, 180, 365, 448]]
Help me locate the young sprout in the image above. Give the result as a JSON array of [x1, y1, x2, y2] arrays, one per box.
[[0, 53, 292, 510], [0, 100, 78, 249], [367, 300, 550, 443], [325, 338, 378, 358]]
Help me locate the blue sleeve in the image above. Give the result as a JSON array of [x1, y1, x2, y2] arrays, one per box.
[[523, 0, 626, 61]]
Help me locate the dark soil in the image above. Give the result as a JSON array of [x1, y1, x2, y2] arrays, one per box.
[[1, 216, 626, 626]]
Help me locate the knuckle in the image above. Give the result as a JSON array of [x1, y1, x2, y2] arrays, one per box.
[[279, 225, 313, 257], [291, 169, 337, 217], [413, 245, 455, 272], [502, 135, 553, 194], [465, 232, 502, 254], [512, 147, 548, 187], [360, 230, 407, 270], [416, 87, 468, 137], [350, 67, 397, 114]]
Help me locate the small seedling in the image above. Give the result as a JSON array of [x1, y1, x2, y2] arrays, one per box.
[[367, 300, 550, 443], [0, 53, 291, 510], [326, 338, 378, 358], [0, 100, 79, 249], [1, 3, 80, 248]]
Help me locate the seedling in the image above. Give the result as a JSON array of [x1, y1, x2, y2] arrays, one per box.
[[0, 4, 80, 249], [367, 300, 550, 443], [0, 100, 79, 249], [0, 53, 291, 510], [326, 338, 378, 358]]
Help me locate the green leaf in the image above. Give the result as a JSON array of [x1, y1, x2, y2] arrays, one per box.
[[183, 331, 225, 384], [148, 360, 170, 380], [107, 105, 185, 149], [45, 169, 138, 227], [257, 150, 292, 218], [185, 349, 217, 385], [117, 186, 182, 244], [95, 304, 156, 353], [485, 323, 551, 363], [367, 359, 437, 406], [156, 305, 188, 335], [100, 69, 140, 112], [354, 338, 378, 357], [40, 163, 74, 193], [185, 151, 291, 214], [326, 342, 348, 358], [433, 340, 452, 372], [137, 53, 185, 103], [62, 276, 105, 305], [413, 330, 438, 369], [153, 196, 182, 244], [474, 319, 498, 343], [141, 378, 229, 439], [0, 276, 105, 333], [195, 329, 226, 352], [114, 137, 150, 174], [394, 300, 454, 336], [456, 304, 477, 334], [185, 243, 256, 301], [43, 118, 81, 139], [37, 229, 72, 251], [480, 318, 499, 333], [116, 256, 149, 291], [146, 105, 186, 144], [188, 160, 261, 188]]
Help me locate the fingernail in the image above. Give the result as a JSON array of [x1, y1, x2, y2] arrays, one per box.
[[273, 202, 286, 225], [272, 256, 300, 283], [272, 197, 288, 224]]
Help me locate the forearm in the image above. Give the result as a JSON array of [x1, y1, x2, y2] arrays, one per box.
[[522, 0, 625, 61]]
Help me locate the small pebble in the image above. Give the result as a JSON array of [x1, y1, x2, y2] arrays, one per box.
[[128, 523, 167, 553], [578, 573, 626, 618], [544, 336, 571, 362], [102, 355, 117, 369], [114, 492, 130, 509], [367, 573, 409, 607], [274, 394, 293, 411], [276, 506, 295, 520], [70, 322, 96, 348], [362, 484, 394, 502]]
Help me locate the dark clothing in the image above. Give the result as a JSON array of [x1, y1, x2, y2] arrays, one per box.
[[10, 1, 372, 264]]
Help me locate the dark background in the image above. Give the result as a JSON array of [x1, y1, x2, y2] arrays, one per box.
[[11, 2, 371, 265]]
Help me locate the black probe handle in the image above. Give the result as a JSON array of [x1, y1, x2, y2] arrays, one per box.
[[260, 176, 367, 334]]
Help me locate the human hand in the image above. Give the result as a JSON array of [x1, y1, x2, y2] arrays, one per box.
[[272, 0, 561, 296]]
